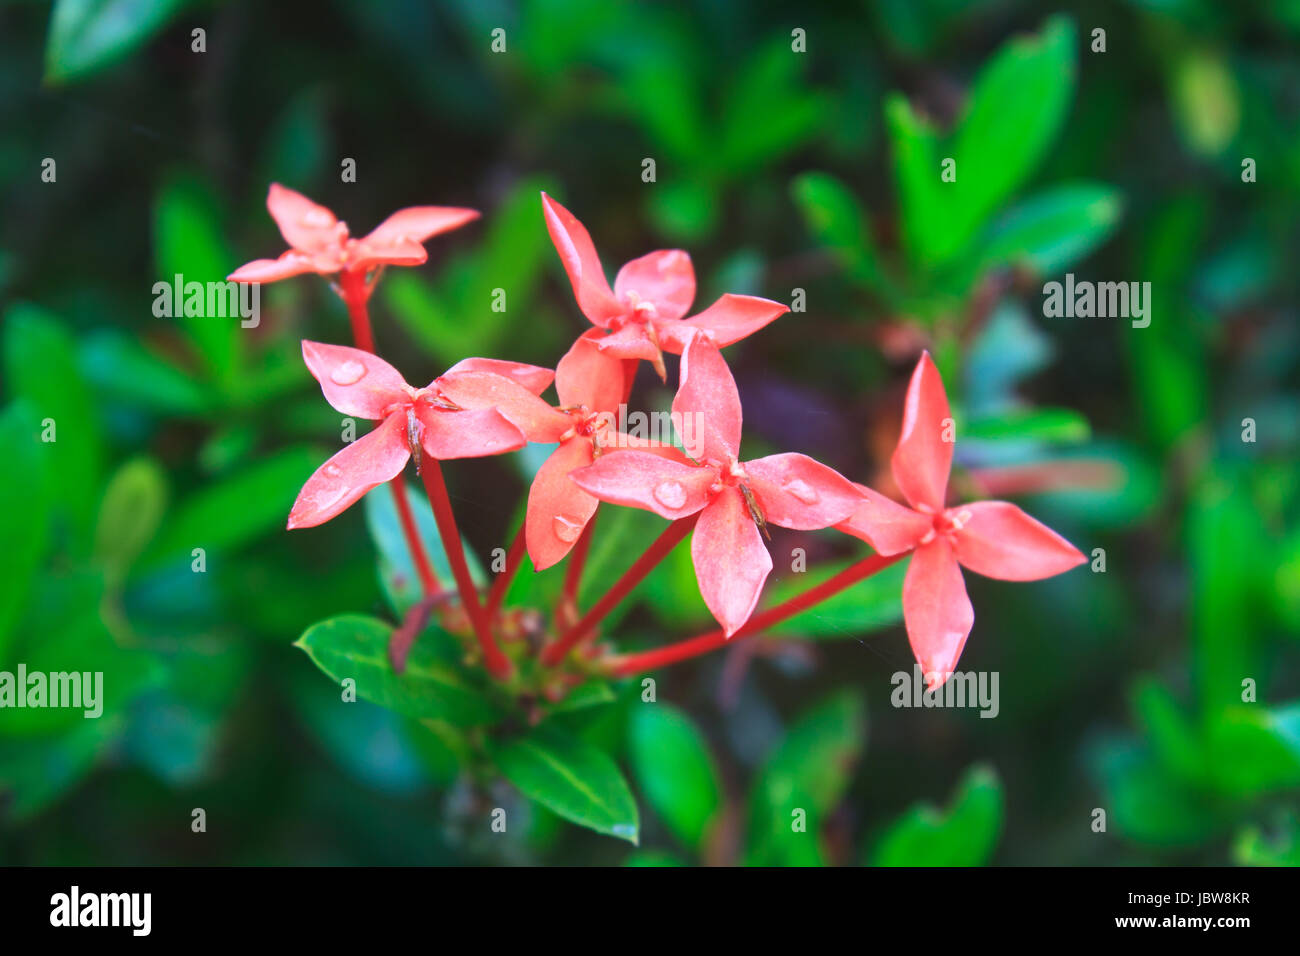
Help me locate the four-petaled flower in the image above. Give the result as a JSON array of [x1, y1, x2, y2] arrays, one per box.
[[541, 192, 789, 381], [289, 341, 552, 529], [836, 352, 1086, 686], [228, 184, 479, 284], [570, 336, 861, 636]]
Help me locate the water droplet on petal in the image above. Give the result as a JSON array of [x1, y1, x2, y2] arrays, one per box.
[[330, 359, 367, 386], [782, 478, 819, 505], [553, 514, 583, 543], [323, 463, 344, 480], [653, 480, 687, 510]]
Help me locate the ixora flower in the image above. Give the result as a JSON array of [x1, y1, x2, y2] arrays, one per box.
[[228, 183, 479, 284], [570, 336, 860, 635], [837, 352, 1086, 686], [541, 192, 789, 380], [288, 341, 552, 529]]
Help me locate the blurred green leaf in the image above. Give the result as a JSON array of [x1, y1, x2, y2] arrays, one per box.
[[623, 849, 687, 866], [766, 559, 905, 639], [94, 457, 167, 584], [1171, 49, 1240, 156], [964, 407, 1091, 444], [870, 765, 1003, 866], [490, 724, 639, 843], [628, 702, 722, 851], [0, 714, 125, 820], [791, 172, 882, 288], [0, 402, 52, 659], [746, 690, 866, 865], [1205, 705, 1300, 797], [79, 331, 213, 417], [45, 0, 186, 84], [1234, 812, 1300, 866], [968, 183, 1123, 280], [296, 614, 500, 726]]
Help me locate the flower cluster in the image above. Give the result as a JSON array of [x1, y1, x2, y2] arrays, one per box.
[[232, 185, 1085, 688]]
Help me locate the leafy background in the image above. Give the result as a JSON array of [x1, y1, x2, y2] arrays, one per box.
[[1, 0, 1298, 865]]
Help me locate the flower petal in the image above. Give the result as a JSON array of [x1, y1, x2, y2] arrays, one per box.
[[951, 501, 1085, 581], [228, 251, 319, 283], [659, 294, 790, 353], [288, 414, 409, 529], [362, 206, 480, 246], [301, 340, 409, 419], [569, 451, 715, 521], [345, 236, 428, 271], [835, 483, 932, 555], [891, 351, 954, 512], [743, 453, 862, 530], [673, 335, 742, 462], [541, 192, 621, 326], [267, 183, 345, 255], [902, 538, 974, 686], [445, 357, 554, 395], [556, 333, 625, 412], [613, 250, 695, 322], [526, 438, 599, 571], [692, 487, 772, 637], [590, 323, 663, 368], [436, 370, 570, 443], [414, 405, 526, 460]]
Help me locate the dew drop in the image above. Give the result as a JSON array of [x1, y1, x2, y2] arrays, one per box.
[[330, 359, 367, 386], [553, 514, 583, 543], [782, 478, 819, 505], [323, 463, 344, 479], [653, 480, 687, 510]]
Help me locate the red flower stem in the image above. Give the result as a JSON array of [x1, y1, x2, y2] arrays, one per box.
[[338, 267, 441, 594], [561, 511, 597, 608], [419, 460, 512, 680], [486, 521, 528, 618], [339, 267, 375, 353], [541, 514, 697, 667], [602, 551, 906, 677]]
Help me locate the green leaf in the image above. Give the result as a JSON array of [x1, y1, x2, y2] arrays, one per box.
[[968, 183, 1123, 280], [153, 172, 242, 388], [945, 16, 1076, 256], [765, 559, 905, 639], [791, 172, 882, 288], [490, 724, 639, 843], [79, 331, 212, 417], [871, 765, 1004, 866], [45, 0, 186, 84], [296, 614, 500, 726], [140, 446, 319, 570], [0, 714, 125, 820], [963, 407, 1091, 445], [1234, 813, 1300, 866], [623, 850, 687, 867], [363, 480, 485, 617], [94, 457, 167, 583], [885, 93, 944, 265], [1205, 705, 1300, 797], [4, 303, 105, 537], [0, 402, 51, 659], [628, 703, 722, 850], [746, 690, 867, 865]]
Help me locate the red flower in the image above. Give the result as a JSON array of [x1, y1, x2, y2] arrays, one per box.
[[541, 193, 789, 380], [569, 336, 860, 635], [837, 352, 1086, 685], [289, 341, 552, 528], [228, 184, 479, 283]]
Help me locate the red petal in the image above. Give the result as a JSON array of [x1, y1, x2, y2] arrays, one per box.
[[362, 206, 479, 246], [659, 294, 789, 353], [835, 483, 931, 555], [414, 405, 526, 460], [525, 438, 599, 571], [673, 335, 742, 462], [590, 322, 662, 364], [228, 251, 320, 283], [556, 334, 625, 412], [541, 193, 620, 326], [569, 451, 715, 520], [445, 358, 554, 395], [301, 340, 409, 419], [288, 414, 409, 529], [613, 250, 695, 322], [345, 236, 428, 271], [951, 501, 1085, 581], [267, 183, 345, 255], [891, 351, 954, 512], [692, 487, 772, 636], [743, 453, 862, 530], [902, 539, 974, 686], [436, 370, 570, 442]]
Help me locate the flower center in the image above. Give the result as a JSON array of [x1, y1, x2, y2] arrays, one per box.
[[920, 508, 973, 545]]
